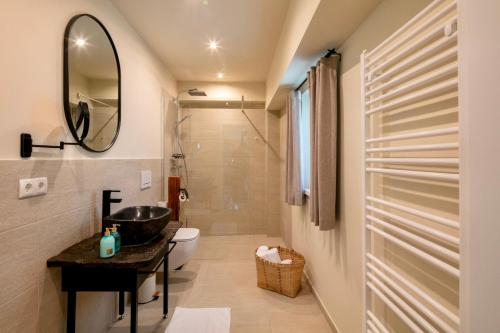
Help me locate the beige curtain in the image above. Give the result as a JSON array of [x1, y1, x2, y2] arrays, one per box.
[[308, 55, 340, 230], [285, 90, 304, 206]]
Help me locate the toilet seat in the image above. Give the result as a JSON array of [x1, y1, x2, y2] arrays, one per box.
[[173, 228, 199, 242]]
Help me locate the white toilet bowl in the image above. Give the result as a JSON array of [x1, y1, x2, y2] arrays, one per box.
[[168, 228, 200, 270]]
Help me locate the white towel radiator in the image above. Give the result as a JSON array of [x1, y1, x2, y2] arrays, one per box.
[[361, 0, 459, 332]]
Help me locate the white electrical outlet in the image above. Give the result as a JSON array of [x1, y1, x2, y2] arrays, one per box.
[[141, 170, 152, 190], [19, 177, 48, 199]]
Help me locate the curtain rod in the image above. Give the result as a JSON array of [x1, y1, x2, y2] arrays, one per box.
[[294, 48, 341, 91], [77, 92, 115, 108]]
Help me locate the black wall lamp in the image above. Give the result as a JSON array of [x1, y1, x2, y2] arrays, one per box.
[[20, 102, 90, 158]]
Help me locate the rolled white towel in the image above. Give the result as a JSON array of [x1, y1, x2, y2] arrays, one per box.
[[262, 248, 282, 264], [256, 245, 269, 257], [281, 259, 292, 265]]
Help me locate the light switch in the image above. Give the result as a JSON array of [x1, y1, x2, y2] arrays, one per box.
[[19, 177, 48, 199], [141, 170, 152, 190]]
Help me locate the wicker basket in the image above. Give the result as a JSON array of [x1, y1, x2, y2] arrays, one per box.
[[255, 246, 305, 298]]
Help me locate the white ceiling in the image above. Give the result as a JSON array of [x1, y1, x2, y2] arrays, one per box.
[[111, 0, 290, 82], [266, 0, 383, 109]]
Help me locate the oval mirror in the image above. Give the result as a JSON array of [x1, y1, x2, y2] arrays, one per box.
[[64, 14, 121, 152]]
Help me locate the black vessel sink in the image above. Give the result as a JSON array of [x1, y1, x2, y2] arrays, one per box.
[[103, 206, 172, 246]]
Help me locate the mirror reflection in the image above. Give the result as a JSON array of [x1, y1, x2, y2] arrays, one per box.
[[65, 15, 120, 152]]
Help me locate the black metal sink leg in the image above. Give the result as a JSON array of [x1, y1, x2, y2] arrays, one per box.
[[119, 290, 125, 320], [163, 253, 168, 318], [130, 288, 138, 333], [67, 290, 76, 333]]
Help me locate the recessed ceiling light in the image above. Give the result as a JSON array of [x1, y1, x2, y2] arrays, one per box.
[[75, 38, 87, 47], [208, 40, 219, 50], [217, 72, 224, 79]]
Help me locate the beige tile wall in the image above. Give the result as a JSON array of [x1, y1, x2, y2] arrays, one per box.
[[0, 158, 162, 333], [180, 108, 281, 236]]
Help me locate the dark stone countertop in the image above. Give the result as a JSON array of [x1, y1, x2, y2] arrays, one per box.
[[47, 221, 182, 270]]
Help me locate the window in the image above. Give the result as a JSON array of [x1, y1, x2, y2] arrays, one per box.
[[299, 86, 311, 195]]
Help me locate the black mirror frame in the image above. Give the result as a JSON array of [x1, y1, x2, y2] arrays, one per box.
[[63, 14, 121, 153]]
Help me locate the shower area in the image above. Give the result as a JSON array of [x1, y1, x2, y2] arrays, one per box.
[[171, 95, 281, 236]]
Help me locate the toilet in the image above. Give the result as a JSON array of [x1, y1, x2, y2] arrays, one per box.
[[168, 228, 200, 270]]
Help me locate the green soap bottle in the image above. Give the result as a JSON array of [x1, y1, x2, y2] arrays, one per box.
[[111, 224, 121, 253], [100, 228, 115, 258]]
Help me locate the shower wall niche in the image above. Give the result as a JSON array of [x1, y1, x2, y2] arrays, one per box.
[[180, 107, 281, 236]]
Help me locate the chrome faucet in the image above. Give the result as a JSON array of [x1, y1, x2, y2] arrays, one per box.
[[102, 190, 121, 234]]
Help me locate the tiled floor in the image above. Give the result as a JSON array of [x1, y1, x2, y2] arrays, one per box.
[[108, 235, 333, 333]]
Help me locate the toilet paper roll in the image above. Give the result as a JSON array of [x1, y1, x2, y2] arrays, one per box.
[[179, 193, 187, 202]]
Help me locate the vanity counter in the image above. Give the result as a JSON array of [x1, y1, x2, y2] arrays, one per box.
[[46, 221, 182, 333], [47, 221, 182, 270]]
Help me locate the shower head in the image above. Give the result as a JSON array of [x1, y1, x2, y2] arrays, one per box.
[[187, 88, 207, 97]]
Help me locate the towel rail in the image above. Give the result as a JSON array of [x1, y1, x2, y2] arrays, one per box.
[[367, 225, 460, 277], [366, 17, 457, 75], [366, 0, 447, 57], [366, 47, 457, 97], [366, 157, 458, 166], [367, 311, 389, 333], [366, 168, 459, 181], [366, 215, 459, 261], [366, 63, 457, 107], [366, 320, 380, 333], [367, 253, 461, 325], [366, 205, 459, 245], [366, 143, 458, 153], [367, 281, 425, 333], [366, 1, 457, 67], [368, 263, 456, 332], [366, 127, 458, 143], [362, 1, 459, 331], [366, 196, 459, 229], [366, 35, 457, 89], [366, 77, 458, 115]]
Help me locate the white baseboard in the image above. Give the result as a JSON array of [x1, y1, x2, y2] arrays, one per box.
[[303, 271, 341, 333]]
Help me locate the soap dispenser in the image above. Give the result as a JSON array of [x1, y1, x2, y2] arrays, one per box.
[[100, 228, 115, 258], [111, 224, 121, 253]]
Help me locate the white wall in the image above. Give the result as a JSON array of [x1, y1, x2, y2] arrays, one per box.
[[458, 0, 500, 331], [0, 0, 177, 160], [265, 0, 321, 108], [279, 0, 431, 332]]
